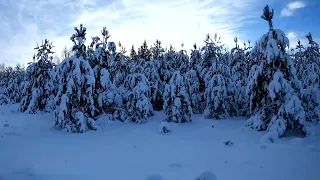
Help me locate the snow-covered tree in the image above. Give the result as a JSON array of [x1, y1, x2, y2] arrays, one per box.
[[301, 63, 320, 123], [246, 5, 308, 142], [185, 70, 203, 113], [20, 39, 55, 113], [230, 37, 249, 116], [87, 27, 122, 116], [138, 40, 152, 61], [144, 61, 163, 110], [300, 33, 320, 123], [54, 24, 97, 133], [189, 43, 203, 73], [174, 44, 189, 73], [70, 24, 87, 58], [121, 73, 153, 123], [203, 74, 228, 119], [161, 48, 176, 83], [201, 34, 223, 72], [130, 45, 137, 61], [150, 40, 165, 61], [163, 71, 192, 123], [6, 64, 25, 103]]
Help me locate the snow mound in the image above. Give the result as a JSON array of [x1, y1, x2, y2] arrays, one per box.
[[144, 174, 166, 180], [159, 121, 171, 134], [195, 171, 218, 180]]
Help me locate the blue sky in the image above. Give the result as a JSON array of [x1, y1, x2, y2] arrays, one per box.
[[0, 0, 319, 67]]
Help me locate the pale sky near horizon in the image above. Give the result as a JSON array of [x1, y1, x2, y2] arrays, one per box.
[[0, 0, 319, 67]]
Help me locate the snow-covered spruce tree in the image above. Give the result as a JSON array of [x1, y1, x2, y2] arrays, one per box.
[[219, 50, 236, 116], [6, 64, 25, 103], [107, 41, 129, 89], [199, 34, 224, 93], [87, 27, 121, 116], [0, 66, 13, 104], [130, 45, 138, 61], [163, 71, 192, 123], [54, 24, 97, 133], [203, 74, 229, 119], [144, 61, 163, 110], [143, 40, 165, 110], [200, 34, 223, 73], [300, 34, 320, 123], [185, 69, 203, 113], [293, 40, 306, 81], [230, 37, 249, 116], [174, 44, 189, 73], [150, 39, 164, 76], [246, 6, 308, 141], [189, 43, 203, 73], [138, 40, 152, 62], [301, 63, 320, 123], [188, 43, 206, 112], [160, 46, 176, 83], [121, 73, 153, 123], [20, 39, 55, 113], [0, 67, 12, 105]]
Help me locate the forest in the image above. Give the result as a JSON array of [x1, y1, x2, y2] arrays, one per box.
[[0, 5, 319, 143]]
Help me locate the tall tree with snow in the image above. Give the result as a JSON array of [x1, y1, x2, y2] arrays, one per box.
[[163, 71, 192, 123], [20, 39, 55, 113], [160, 47, 176, 83], [130, 45, 137, 61], [300, 33, 320, 123], [54, 24, 97, 133], [203, 74, 229, 119], [185, 69, 203, 114], [246, 5, 308, 142], [120, 73, 153, 123], [144, 61, 164, 110], [6, 64, 25, 103], [189, 43, 203, 73], [230, 37, 249, 116], [87, 27, 121, 116], [138, 40, 152, 62]]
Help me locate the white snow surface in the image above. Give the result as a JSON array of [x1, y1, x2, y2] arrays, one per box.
[[1, 104, 320, 180]]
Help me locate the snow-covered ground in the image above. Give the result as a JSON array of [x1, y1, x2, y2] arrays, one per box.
[[0, 104, 319, 180]]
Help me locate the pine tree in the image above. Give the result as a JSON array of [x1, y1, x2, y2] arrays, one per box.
[[70, 24, 87, 58], [20, 39, 55, 113], [138, 40, 151, 61], [144, 61, 163, 110], [163, 71, 192, 123], [300, 33, 320, 123], [203, 74, 229, 119], [160, 47, 176, 83], [130, 45, 137, 60], [189, 43, 203, 73], [120, 73, 153, 123], [246, 5, 308, 142], [54, 24, 97, 133], [87, 27, 121, 117], [230, 37, 249, 116], [6, 64, 25, 103], [185, 70, 203, 113]]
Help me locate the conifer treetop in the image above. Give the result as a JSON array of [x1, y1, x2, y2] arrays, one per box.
[[261, 5, 274, 31], [34, 39, 55, 62], [306, 32, 319, 47], [101, 27, 110, 43], [70, 24, 87, 58], [70, 24, 86, 45]]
